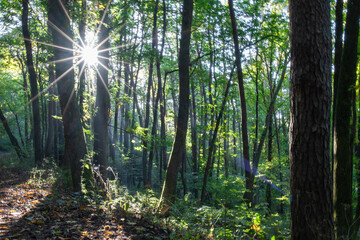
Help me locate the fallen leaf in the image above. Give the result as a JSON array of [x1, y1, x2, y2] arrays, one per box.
[[159, 204, 171, 215]]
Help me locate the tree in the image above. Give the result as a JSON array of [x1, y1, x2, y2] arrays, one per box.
[[48, 0, 87, 191], [228, 0, 251, 205], [21, 0, 42, 165], [93, 0, 111, 180], [289, 0, 334, 238], [333, 0, 360, 238], [159, 0, 193, 205], [0, 106, 26, 161]]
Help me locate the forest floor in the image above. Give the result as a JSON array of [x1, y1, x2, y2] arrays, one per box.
[[0, 163, 171, 240]]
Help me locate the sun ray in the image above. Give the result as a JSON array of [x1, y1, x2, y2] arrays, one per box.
[[8, 58, 85, 121], [94, 23, 126, 51], [94, 64, 111, 98], [97, 55, 111, 61], [56, 0, 72, 24], [97, 43, 134, 54], [48, 20, 83, 50], [63, 85, 77, 117], [20, 37, 75, 53], [97, 60, 113, 73], [51, 55, 82, 64], [90, 0, 112, 47], [78, 59, 87, 78]]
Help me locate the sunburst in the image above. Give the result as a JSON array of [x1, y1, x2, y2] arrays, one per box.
[[81, 45, 99, 67]]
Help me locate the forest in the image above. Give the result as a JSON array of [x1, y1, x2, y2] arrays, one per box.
[[0, 0, 358, 239]]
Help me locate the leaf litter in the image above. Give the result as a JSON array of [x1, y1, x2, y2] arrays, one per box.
[[0, 165, 170, 239]]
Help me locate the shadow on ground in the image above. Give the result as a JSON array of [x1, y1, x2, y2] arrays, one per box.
[[0, 165, 170, 239]]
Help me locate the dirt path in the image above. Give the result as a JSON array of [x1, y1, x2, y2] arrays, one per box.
[[0, 166, 170, 239]]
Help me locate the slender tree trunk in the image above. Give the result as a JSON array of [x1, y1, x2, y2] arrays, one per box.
[[45, 63, 56, 158], [333, 0, 360, 238], [228, 0, 251, 205], [142, 14, 156, 185], [78, 0, 87, 123], [190, 81, 198, 198], [160, 0, 168, 177], [22, 0, 42, 165], [148, 0, 161, 185], [332, 0, 343, 174], [159, 0, 193, 205], [289, 0, 334, 238], [201, 69, 233, 203], [0, 107, 26, 161]]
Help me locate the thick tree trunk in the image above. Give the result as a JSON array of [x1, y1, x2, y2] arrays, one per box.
[[22, 0, 42, 165], [48, 0, 87, 191], [333, 0, 360, 238], [93, 0, 110, 180], [159, 0, 193, 205], [289, 0, 334, 238]]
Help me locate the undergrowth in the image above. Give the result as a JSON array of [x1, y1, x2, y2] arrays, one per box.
[[86, 168, 291, 240], [1, 155, 290, 239]]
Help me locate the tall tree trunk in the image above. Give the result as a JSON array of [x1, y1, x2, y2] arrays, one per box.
[[142, 8, 157, 185], [148, 0, 160, 186], [48, 0, 87, 191], [78, 0, 87, 123], [45, 63, 56, 158], [112, 41, 123, 162], [159, 0, 193, 205], [160, 0, 168, 179], [332, 0, 343, 173], [228, 0, 251, 205], [333, 0, 360, 238], [22, 0, 42, 165], [352, 86, 360, 238], [93, 0, 111, 180], [190, 80, 198, 198], [289, 0, 334, 238]]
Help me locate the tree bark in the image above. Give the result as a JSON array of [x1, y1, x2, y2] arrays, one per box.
[[45, 63, 57, 158], [331, 0, 343, 173], [289, 0, 334, 238], [159, 0, 193, 205], [93, 0, 111, 180], [148, 0, 161, 186], [22, 0, 42, 165], [333, 0, 360, 238], [48, 0, 87, 191], [228, 0, 251, 205]]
